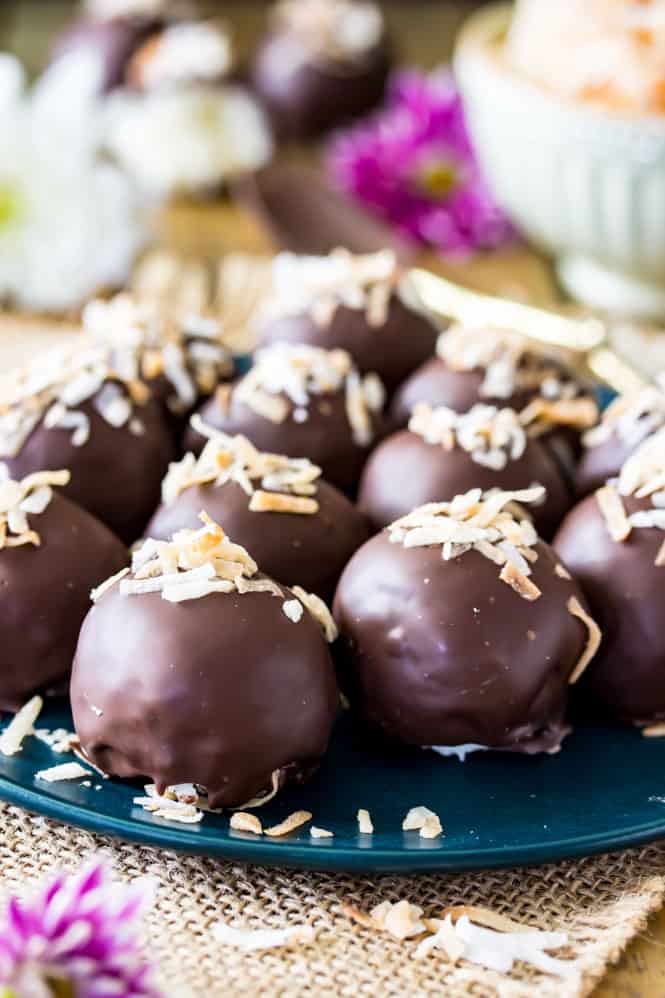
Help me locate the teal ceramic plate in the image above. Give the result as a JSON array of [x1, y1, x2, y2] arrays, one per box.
[[1, 699, 665, 872]]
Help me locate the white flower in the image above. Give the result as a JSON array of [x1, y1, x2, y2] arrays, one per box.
[[0, 53, 147, 314], [104, 85, 272, 196]]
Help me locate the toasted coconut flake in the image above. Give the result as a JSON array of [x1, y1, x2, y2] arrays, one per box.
[[341, 903, 377, 929], [291, 586, 338, 642], [235, 769, 281, 810], [34, 728, 80, 754], [310, 826, 334, 838], [390, 488, 545, 599], [249, 490, 319, 514], [567, 596, 602, 684], [409, 403, 527, 470], [520, 396, 598, 434], [584, 382, 665, 449], [35, 762, 92, 783], [371, 900, 426, 941], [437, 906, 533, 934], [0, 467, 71, 549], [260, 249, 400, 329], [111, 514, 269, 604], [282, 599, 304, 623], [213, 921, 316, 951], [499, 561, 541, 601], [0, 341, 155, 460], [596, 484, 632, 542], [416, 914, 465, 962], [357, 808, 374, 834], [643, 722, 665, 738], [171, 419, 322, 514], [656, 539, 665, 567], [90, 567, 130, 603], [403, 806, 443, 838], [264, 810, 312, 837], [134, 786, 203, 823], [82, 293, 233, 414], [0, 696, 43, 756], [437, 325, 586, 411], [555, 563, 572, 580], [230, 812, 263, 835]]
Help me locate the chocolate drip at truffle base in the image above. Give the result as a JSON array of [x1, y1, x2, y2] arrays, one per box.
[[71, 582, 339, 808]]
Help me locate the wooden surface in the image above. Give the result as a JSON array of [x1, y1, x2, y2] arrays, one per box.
[[1, 2, 665, 995]]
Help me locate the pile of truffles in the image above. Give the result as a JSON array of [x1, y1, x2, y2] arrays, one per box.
[[2, 247, 662, 820]]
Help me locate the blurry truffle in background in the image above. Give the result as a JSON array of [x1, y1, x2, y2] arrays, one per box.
[[50, 0, 168, 93], [254, 249, 439, 393], [576, 378, 665, 499], [50, 1, 272, 198], [251, 0, 391, 140], [186, 343, 387, 494]]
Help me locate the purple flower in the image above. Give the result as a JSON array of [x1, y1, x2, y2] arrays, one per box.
[[0, 860, 160, 998], [328, 69, 513, 257]]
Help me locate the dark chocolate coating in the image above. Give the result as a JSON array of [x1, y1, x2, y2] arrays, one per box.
[[357, 428, 572, 539], [576, 426, 654, 499], [146, 477, 370, 602], [185, 383, 385, 495], [6, 392, 175, 545], [51, 15, 162, 92], [251, 31, 390, 140], [333, 533, 589, 753], [390, 356, 585, 484], [71, 578, 339, 808], [0, 493, 128, 712], [554, 493, 665, 724], [391, 357, 541, 428], [256, 298, 438, 394]]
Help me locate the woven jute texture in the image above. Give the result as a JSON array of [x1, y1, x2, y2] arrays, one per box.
[[1, 803, 664, 997]]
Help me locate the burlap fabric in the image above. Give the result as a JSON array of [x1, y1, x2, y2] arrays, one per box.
[[1, 802, 664, 997]]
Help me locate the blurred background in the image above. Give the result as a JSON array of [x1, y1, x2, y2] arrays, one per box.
[[0, 1, 486, 74]]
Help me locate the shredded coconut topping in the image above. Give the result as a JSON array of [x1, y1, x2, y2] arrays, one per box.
[[261, 249, 400, 329], [0, 466, 70, 550], [235, 343, 384, 446], [409, 402, 527, 470], [83, 294, 233, 416], [273, 0, 383, 61], [164, 418, 321, 513], [597, 428, 665, 564], [584, 379, 665, 450], [0, 342, 150, 459], [388, 487, 545, 600], [437, 326, 593, 428], [0, 696, 43, 757]]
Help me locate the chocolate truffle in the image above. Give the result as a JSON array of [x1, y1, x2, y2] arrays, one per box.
[[0, 344, 174, 544], [251, 0, 390, 140], [51, 2, 164, 93], [576, 380, 665, 498], [555, 431, 665, 725], [334, 487, 598, 754], [255, 250, 438, 393], [185, 344, 387, 494], [358, 403, 572, 538], [71, 515, 339, 808], [390, 324, 599, 478], [83, 294, 235, 423], [147, 421, 370, 601], [0, 467, 128, 712], [126, 19, 233, 92]]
